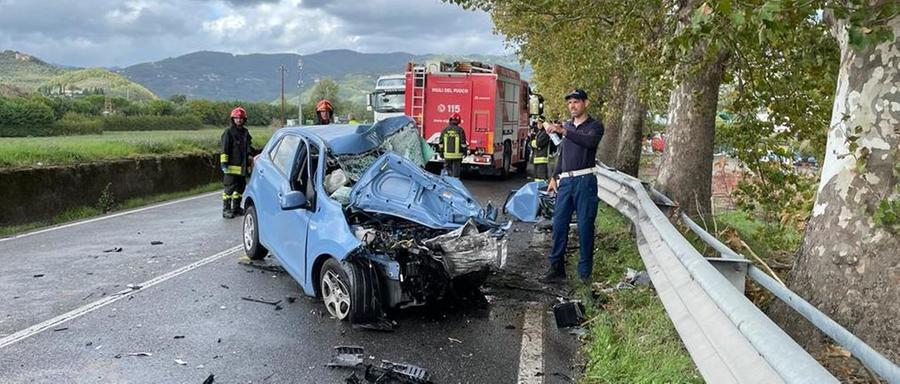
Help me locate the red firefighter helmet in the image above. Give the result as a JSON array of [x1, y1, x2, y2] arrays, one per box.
[[449, 113, 461, 123], [230, 107, 246, 119], [316, 99, 334, 112]]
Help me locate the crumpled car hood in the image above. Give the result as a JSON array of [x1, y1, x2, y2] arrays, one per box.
[[349, 152, 485, 229]]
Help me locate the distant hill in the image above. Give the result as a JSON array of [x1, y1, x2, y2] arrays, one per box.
[[0, 50, 66, 90], [119, 49, 530, 102], [43, 68, 157, 101]]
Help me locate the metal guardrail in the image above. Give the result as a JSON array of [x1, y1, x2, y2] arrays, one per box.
[[589, 164, 900, 383]]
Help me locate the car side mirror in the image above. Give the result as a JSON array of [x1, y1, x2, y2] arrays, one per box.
[[280, 191, 308, 210]]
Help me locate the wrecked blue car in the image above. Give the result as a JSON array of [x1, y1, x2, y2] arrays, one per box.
[[241, 116, 508, 327]]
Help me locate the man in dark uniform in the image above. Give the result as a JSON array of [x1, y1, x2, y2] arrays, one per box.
[[530, 118, 551, 182], [220, 107, 259, 219], [542, 89, 604, 283], [439, 113, 467, 177]]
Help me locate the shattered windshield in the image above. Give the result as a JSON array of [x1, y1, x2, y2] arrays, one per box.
[[373, 91, 405, 113], [333, 119, 432, 182]]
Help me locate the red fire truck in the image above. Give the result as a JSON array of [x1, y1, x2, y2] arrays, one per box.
[[404, 61, 536, 176]]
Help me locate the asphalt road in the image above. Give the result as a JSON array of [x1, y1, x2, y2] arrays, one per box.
[[0, 172, 578, 384]]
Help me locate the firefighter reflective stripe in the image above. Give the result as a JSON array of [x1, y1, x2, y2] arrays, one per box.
[[225, 165, 243, 175], [222, 192, 230, 200], [533, 156, 548, 164], [534, 178, 546, 182], [442, 131, 463, 160], [231, 192, 241, 199], [530, 139, 537, 148], [220, 153, 229, 163]]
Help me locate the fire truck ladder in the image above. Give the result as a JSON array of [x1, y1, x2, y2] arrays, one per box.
[[411, 65, 426, 129]]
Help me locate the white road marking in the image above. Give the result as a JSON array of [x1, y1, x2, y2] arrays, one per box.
[[0, 245, 242, 349], [517, 304, 544, 384], [0, 191, 220, 243]]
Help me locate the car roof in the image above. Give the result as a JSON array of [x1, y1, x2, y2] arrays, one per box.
[[279, 116, 415, 156]]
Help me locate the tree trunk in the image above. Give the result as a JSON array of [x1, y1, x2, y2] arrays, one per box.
[[616, 74, 647, 177], [597, 70, 626, 166], [655, 44, 728, 217], [772, 13, 899, 363]]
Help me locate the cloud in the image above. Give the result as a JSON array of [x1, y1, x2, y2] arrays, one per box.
[[0, 0, 508, 67]]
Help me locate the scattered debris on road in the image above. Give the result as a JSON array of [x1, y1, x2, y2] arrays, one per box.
[[150, 241, 164, 245], [219, 284, 229, 289], [202, 374, 215, 384], [33, 274, 44, 278], [240, 296, 281, 306], [127, 352, 152, 357], [326, 346, 433, 384], [126, 283, 142, 291], [103, 247, 123, 253], [624, 268, 652, 287], [52, 327, 68, 332], [173, 335, 185, 339], [552, 300, 586, 329], [238, 261, 285, 274], [174, 359, 187, 365], [326, 346, 365, 368], [448, 337, 462, 344]]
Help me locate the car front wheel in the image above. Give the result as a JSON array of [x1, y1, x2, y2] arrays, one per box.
[[320, 258, 351, 321], [243, 205, 268, 260]]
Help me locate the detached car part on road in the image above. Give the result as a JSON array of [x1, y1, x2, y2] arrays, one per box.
[[241, 116, 508, 327]]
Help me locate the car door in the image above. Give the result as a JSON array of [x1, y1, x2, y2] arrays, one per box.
[[256, 134, 302, 248], [268, 137, 315, 284]]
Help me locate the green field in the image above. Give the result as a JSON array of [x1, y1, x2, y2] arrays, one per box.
[[0, 127, 275, 169]]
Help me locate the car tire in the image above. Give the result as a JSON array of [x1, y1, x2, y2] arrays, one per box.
[[320, 258, 352, 321], [243, 204, 268, 260]]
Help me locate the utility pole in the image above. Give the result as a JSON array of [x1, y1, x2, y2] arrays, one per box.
[[279, 65, 286, 127], [297, 57, 303, 126]]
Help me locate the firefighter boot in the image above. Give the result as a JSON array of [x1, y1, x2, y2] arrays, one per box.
[[223, 198, 234, 219], [231, 198, 243, 216]]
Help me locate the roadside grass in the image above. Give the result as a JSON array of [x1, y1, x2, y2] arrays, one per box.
[[0, 182, 222, 238], [0, 127, 274, 169], [571, 205, 701, 383]]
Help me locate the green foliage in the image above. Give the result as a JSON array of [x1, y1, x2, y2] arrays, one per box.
[[42, 68, 157, 101], [100, 115, 204, 132], [0, 50, 66, 90], [0, 96, 57, 136], [147, 99, 176, 116], [873, 198, 899, 232], [52, 112, 104, 135]]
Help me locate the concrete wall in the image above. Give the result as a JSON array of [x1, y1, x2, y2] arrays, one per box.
[[3, 153, 220, 227]]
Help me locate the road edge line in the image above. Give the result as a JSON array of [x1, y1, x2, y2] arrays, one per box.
[[0, 191, 220, 243], [517, 303, 544, 384], [0, 245, 242, 349]]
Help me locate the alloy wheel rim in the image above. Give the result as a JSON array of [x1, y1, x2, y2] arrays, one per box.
[[243, 213, 254, 251], [322, 270, 350, 319]]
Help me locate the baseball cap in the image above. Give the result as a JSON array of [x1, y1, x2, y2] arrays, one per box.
[[564, 89, 588, 101]]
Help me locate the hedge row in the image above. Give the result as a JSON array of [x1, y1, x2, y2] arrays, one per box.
[[0, 114, 204, 137], [100, 115, 203, 132]]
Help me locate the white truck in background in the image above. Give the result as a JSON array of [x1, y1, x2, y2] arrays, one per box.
[[367, 74, 406, 123]]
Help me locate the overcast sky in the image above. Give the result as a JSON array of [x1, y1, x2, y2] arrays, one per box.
[[0, 0, 509, 68]]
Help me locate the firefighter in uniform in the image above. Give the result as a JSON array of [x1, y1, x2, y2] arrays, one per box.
[[439, 113, 467, 177], [315, 99, 334, 125], [220, 107, 259, 219], [530, 119, 551, 182]]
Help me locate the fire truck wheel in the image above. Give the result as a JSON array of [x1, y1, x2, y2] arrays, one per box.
[[517, 143, 530, 174], [501, 141, 512, 178]]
